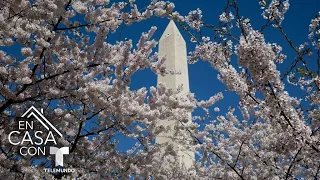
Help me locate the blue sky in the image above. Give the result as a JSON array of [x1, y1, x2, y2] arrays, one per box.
[[110, 0, 320, 151], [2, 0, 318, 125], [1, 0, 319, 164], [118, 0, 320, 114]]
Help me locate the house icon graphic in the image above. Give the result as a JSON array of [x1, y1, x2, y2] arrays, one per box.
[[21, 106, 63, 137]]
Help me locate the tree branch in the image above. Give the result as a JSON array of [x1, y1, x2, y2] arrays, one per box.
[[285, 147, 302, 180]]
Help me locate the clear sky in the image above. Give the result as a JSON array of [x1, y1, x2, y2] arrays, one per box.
[[114, 1, 319, 111], [116, 0, 320, 101], [3, 0, 319, 120], [1, 0, 319, 155], [108, 0, 320, 151]]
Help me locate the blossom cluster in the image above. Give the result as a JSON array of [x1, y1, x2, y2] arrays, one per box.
[[308, 12, 320, 48], [185, 8, 203, 31], [260, 0, 290, 25], [219, 12, 234, 23]]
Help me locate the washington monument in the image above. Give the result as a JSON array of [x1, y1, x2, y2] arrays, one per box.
[[156, 20, 194, 169]]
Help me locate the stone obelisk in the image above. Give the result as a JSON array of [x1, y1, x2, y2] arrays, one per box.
[[156, 20, 194, 169]]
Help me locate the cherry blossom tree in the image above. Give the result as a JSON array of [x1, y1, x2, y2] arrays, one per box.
[[0, 0, 319, 179]]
